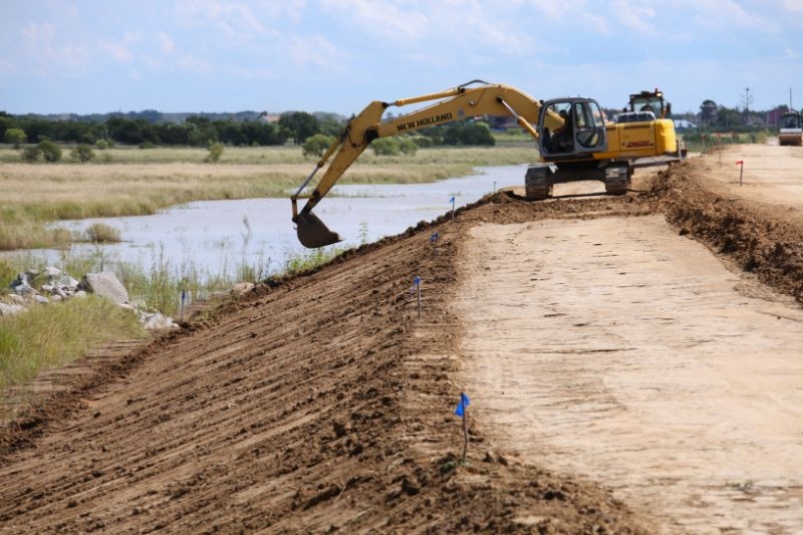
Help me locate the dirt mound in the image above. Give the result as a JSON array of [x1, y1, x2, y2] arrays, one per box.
[[2, 153, 803, 533], [647, 161, 803, 304]]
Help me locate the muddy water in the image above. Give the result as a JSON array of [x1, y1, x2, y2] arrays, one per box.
[[26, 165, 527, 280]]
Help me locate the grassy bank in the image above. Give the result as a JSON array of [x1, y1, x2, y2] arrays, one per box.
[[0, 145, 537, 250], [0, 296, 146, 396]]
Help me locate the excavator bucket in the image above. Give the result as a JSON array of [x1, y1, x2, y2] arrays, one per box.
[[296, 211, 343, 249]]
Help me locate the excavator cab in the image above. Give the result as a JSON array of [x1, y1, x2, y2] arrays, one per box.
[[538, 98, 607, 159]]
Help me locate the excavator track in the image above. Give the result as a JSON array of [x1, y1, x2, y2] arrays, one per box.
[[604, 163, 631, 195], [524, 166, 553, 200]]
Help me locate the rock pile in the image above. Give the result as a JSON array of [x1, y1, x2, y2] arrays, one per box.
[[2, 267, 178, 330]]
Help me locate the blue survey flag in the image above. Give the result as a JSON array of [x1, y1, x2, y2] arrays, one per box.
[[454, 392, 470, 417], [410, 276, 421, 294], [449, 196, 455, 204]]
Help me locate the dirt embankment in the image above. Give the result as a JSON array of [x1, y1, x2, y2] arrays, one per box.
[[1, 144, 803, 534]]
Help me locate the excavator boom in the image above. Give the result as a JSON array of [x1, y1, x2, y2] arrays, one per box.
[[290, 81, 556, 248]]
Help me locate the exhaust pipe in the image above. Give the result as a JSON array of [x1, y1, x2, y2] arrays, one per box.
[[295, 211, 343, 249]]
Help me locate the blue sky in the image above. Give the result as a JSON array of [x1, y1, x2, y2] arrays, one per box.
[[2, 0, 802, 116]]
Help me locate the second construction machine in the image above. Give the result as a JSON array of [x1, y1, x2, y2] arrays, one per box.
[[779, 110, 803, 146], [291, 80, 685, 248]]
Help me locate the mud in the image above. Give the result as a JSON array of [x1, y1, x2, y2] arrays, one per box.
[[1, 144, 803, 534]]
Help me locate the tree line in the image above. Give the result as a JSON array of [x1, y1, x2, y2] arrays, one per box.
[[0, 109, 497, 151]]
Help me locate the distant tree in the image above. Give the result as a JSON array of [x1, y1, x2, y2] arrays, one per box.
[[318, 117, 345, 138], [186, 116, 217, 147], [714, 106, 742, 130], [4, 127, 27, 148], [242, 120, 287, 146], [302, 134, 335, 158], [20, 117, 55, 142], [699, 100, 718, 126], [70, 143, 96, 162], [107, 117, 155, 145], [38, 140, 62, 162], [279, 111, 319, 145]]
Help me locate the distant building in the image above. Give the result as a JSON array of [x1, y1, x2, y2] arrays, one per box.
[[766, 107, 789, 126], [673, 119, 697, 131], [258, 113, 281, 123]]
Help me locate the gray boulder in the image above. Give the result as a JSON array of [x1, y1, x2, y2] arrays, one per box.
[[0, 302, 25, 316], [80, 272, 130, 305]]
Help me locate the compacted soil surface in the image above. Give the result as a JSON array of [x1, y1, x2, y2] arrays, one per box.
[[2, 143, 803, 534]]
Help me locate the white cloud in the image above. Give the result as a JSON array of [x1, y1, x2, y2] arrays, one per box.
[[286, 33, 348, 69], [610, 0, 656, 32], [159, 32, 175, 54], [783, 0, 803, 12], [123, 30, 144, 46], [0, 58, 16, 75], [21, 22, 56, 45], [176, 0, 265, 37], [99, 42, 134, 63], [19, 21, 90, 75], [321, 0, 429, 41]]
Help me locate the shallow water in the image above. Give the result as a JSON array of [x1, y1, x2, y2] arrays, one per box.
[[18, 165, 528, 281]]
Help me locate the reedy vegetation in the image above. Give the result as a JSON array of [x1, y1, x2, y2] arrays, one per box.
[[0, 296, 145, 398]]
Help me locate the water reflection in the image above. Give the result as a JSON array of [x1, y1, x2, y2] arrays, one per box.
[[27, 165, 528, 280]]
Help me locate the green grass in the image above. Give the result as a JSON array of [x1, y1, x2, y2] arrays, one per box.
[[0, 295, 145, 395]]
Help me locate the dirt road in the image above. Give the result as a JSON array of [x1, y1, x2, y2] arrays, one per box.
[[456, 214, 803, 534], [2, 144, 803, 533]]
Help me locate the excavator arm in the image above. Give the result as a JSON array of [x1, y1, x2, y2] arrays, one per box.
[[291, 81, 561, 248]]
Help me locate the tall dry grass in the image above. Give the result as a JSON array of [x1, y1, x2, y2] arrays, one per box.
[[0, 295, 145, 396]]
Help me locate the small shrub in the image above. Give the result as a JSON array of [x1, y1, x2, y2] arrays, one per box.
[[302, 134, 335, 158], [139, 141, 155, 149], [95, 139, 110, 150], [51, 226, 72, 246], [371, 137, 401, 156], [206, 141, 224, 163], [413, 136, 433, 148], [70, 144, 96, 163], [38, 140, 62, 162], [21, 146, 41, 162], [398, 136, 419, 156], [85, 223, 121, 243]]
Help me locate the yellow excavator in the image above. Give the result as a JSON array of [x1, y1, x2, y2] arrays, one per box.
[[291, 80, 684, 248], [624, 88, 672, 119]]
